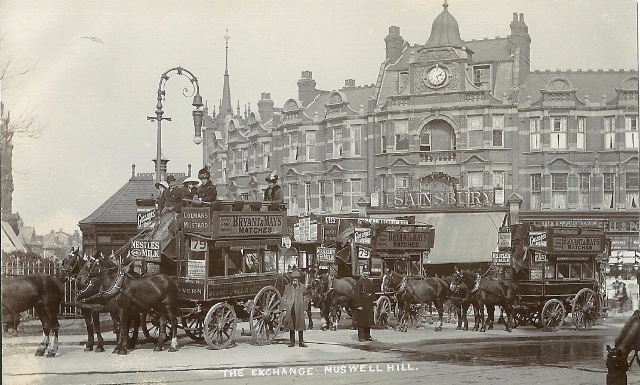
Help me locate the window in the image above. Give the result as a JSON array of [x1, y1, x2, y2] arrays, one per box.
[[351, 125, 362, 156], [626, 173, 639, 208], [552, 173, 567, 191], [252, 144, 258, 169], [604, 116, 616, 149], [492, 115, 504, 147], [304, 182, 311, 213], [577, 117, 586, 150], [221, 158, 227, 182], [240, 193, 249, 201], [350, 179, 362, 210], [394, 120, 409, 151], [231, 151, 237, 174], [288, 184, 298, 213], [604, 173, 615, 208], [263, 143, 271, 169], [306, 131, 316, 160], [550, 117, 567, 149], [493, 171, 505, 188], [420, 129, 431, 151], [472, 64, 490, 88], [381, 122, 389, 153], [468, 171, 483, 189], [530, 118, 541, 150], [531, 174, 541, 210], [333, 127, 343, 157], [625, 116, 638, 148], [333, 180, 343, 212], [288, 133, 299, 161], [242, 148, 248, 172], [319, 181, 326, 212], [467, 116, 483, 148], [395, 175, 410, 190], [579, 173, 590, 209]]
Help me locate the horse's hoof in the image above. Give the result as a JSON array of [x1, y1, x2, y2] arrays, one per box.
[[168, 347, 177, 352], [118, 350, 127, 356], [95, 346, 105, 353], [488, 326, 494, 330], [46, 352, 56, 358], [35, 350, 45, 357], [84, 346, 93, 352], [153, 347, 162, 352], [463, 327, 469, 331], [435, 327, 442, 332], [456, 326, 461, 330]]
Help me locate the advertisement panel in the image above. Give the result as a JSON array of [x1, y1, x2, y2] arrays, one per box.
[[182, 208, 211, 235], [317, 247, 336, 263], [130, 240, 160, 262], [374, 230, 434, 250], [213, 213, 285, 238], [137, 207, 157, 230], [491, 251, 511, 266]]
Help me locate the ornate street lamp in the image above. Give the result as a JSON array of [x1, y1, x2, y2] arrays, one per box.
[[148, 67, 204, 184]]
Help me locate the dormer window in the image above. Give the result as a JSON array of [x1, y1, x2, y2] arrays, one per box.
[[473, 64, 491, 89]]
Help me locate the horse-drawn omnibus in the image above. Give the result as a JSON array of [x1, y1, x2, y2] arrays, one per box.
[[131, 200, 292, 349], [508, 225, 609, 331]]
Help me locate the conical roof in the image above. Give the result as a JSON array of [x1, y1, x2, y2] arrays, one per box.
[[424, 2, 464, 49]]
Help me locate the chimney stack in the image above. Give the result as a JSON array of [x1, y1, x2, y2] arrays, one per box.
[[257, 92, 275, 123], [384, 26, 404, 63], [297, 71, 317, 107]]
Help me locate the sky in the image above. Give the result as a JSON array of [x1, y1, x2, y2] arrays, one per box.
[[1, 0, 638, 235]]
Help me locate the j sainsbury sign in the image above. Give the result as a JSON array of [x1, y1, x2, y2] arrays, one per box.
[[372, 189, 501, 208]]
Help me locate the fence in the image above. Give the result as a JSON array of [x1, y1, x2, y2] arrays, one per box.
[[1, 258, 81, 319]]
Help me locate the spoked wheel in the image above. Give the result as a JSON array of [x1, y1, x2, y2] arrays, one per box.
[[541, 299, 566, 332], [249, 286, 282, 345], [572, 288, 601, 331], [182, 314, 205, 341], [142, 313, 171, 343], [374, 295, 392, 328], [203, 302, 237, 350]]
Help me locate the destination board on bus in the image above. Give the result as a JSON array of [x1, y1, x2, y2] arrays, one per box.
[[212, 213, 285, 238], [373, 230, 434, 250]]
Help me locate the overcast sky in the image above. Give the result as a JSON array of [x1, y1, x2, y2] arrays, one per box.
[[1, 0, 638, 235]]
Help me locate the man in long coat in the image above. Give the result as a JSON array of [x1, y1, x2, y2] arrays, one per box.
[[354, 267, 374, 342], [282, 270, 307, 347]]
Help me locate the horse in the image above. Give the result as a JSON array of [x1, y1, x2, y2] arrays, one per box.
[[450, 270, 517, 332], [310, 273, 357, 331], [1, 252, 67, 357], [382, 270, 449, 332], [441, 274, 476, 331], [606, 310, 640, 378], [78, 252, 179, 355], [64, 250, 143, 353]]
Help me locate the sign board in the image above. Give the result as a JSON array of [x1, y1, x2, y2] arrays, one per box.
[[214, 213, 285, 238], [494, 188, 505, 205], [354, 227, 371, 245], [370, 192, 379, 207], [189, 238, 208, 251], [534, 252, 548, 262], [529, 232, 547, 247], [491, 252, 511, 266], [317, 247, 336, 263], [130, 240, 160, 262], [360, 218, 409, 225], [556, 255, 590, 261], [282, 236, 292, 249], [497, 232, 511, 250], [145, 262, 160, 275], [358, 248, 371, 259], [550, 236, 604, 253], [137, 208, 157, 230], [187, 260, 206, 279], [374, 230, 434, 250], [182, 208, 211, 235]]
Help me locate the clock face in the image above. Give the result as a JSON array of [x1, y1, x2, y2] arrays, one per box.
[[426, 66, 447, 87]]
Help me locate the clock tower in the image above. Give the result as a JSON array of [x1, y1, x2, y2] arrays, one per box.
[[410, 1, 472, 94]]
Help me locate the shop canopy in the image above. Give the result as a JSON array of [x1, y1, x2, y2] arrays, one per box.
[[372, 212, 506, 264]]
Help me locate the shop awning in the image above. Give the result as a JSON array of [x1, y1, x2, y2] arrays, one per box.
[[373, 212, 506, 264]]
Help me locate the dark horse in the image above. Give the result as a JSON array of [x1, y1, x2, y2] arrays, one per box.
[[1, 256, 66, 357], [450, 270, 517, 332], [310, 273, 357, 331], [606, 310, 640, 378], [64, 250, 142, 353], [441, 274, 476, 331], [78, 252, 179, 355], [382, 271, 449, 332]]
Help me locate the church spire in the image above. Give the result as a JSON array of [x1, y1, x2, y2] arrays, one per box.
[[220, 29, 233, 117]]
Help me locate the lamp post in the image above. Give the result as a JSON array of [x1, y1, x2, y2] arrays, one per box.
[[148, 67, 204, 184]]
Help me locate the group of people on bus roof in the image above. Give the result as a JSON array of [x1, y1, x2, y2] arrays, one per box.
[[155, 168, 284, 214]]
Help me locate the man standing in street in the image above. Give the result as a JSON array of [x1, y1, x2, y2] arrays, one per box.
[[354, 266, 374, 342], [283, 270, 308, 347]]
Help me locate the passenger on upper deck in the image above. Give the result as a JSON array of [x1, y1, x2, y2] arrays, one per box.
[[196, 167, 217, 204], [162, 175, 188, 214], [264, 171, 284, 210], [155, 180, 169, 213], [182, 176, 200, 201]]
